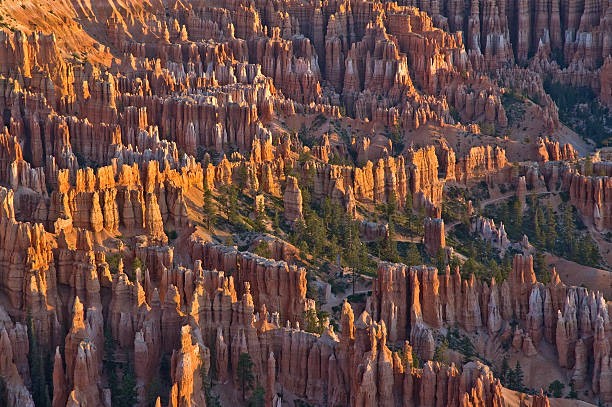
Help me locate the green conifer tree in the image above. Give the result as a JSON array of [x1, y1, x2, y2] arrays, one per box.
[[248, 383, 266, 407], [203, 186, 216, 230], [237, 353, 254, 401], [545, 203, 557, 250], [405, 243, 423, 266], [115, 363, 137, 407], [27, 313, 51, 407]]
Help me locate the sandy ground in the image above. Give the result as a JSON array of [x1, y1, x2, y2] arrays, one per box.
[[503, 388, 596, 407], [510, 340, 570, 395], [471, 331, 574, 397], [321, 285, 371, 312], [183, 183, 216, 242], [591, 229, 612, 270], [402, 102, 591, 161], [547, 254, 612, 300]]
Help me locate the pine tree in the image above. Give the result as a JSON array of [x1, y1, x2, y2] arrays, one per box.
[[433, 339, 449, 363], [449, 256, 461, 271], [329, 235, 340, 263], [248, 383, 266, 407], [511, 198, 523, 238], [346, 234, 359, 296], [436, 247, 446, 272], [488, 259, 500, 282], [378, 234, 400, 263], [534, 251, 549, 283], [417, 206, 426, 234], [105, 324, 119, 406], [404, 203, 415, 232], [115, 363, 138, 407], [405, 243, 422, 266], [578, 237, 600, 267], [237, 353, 255, 401], [562, 205, 575, 246], [584, 156, 593, 176], [514, 360, 523, 389], [27, 312, 51, 407], [303, 165, 315, 191], [254, 210, 267, 232], [534, 205, 544, 244], [567, 380, 578, 399], [461, 258, 479, 278], [228, 186, 239, 223], [145, 376, 162, 406], [121, 257, 142, 282], [219, 186, 233, 218], [500, 202, 510, 232], [309, 214, 326, 258], [509, 361, 524, 391], [588, 238, 600, 266], [386, 191, 397, 222], [203, 186, 216, 230], [405, 189, 413, 212], [301, 185, 312, 209], [501, 254, 512, 281], [236, 165, 248, 190], [272, 209, 280, 230], [411, 351, 421, 369], [548, 380, 565, 398], [500, 356, 510, 386], [303, 309, 323, 335], [459, 335, 475, 364], [0, 376, 7, 406], [545, 203, 557, 250], [253, 241, 272, 258], [320, 198, 331, 226]]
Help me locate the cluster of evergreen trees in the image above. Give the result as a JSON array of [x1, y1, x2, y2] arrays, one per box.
[[104, 324, 138, 407], [203, 184, 256, 233], [202, 158, 430, 278], [237, 353, 266, 407], [543, 79, 611, 147], [290, 197, 372, 274], [27, 314, 52, 407], [493, 196, 600, 268], [445, 327, 477, 365], [498, 356, 525, 392], [303, 309, 332, 335]]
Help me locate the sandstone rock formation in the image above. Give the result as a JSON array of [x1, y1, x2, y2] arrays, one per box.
[[369, 254, 611, 404], [471, 217, 510, 252], [0, 0, 608, 405], [424, 217, 445, 256], [283, 176, 303, 225]]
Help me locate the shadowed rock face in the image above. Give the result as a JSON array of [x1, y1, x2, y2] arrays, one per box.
[[0, 0, 608, 405], [424, 217, 445, 256]]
